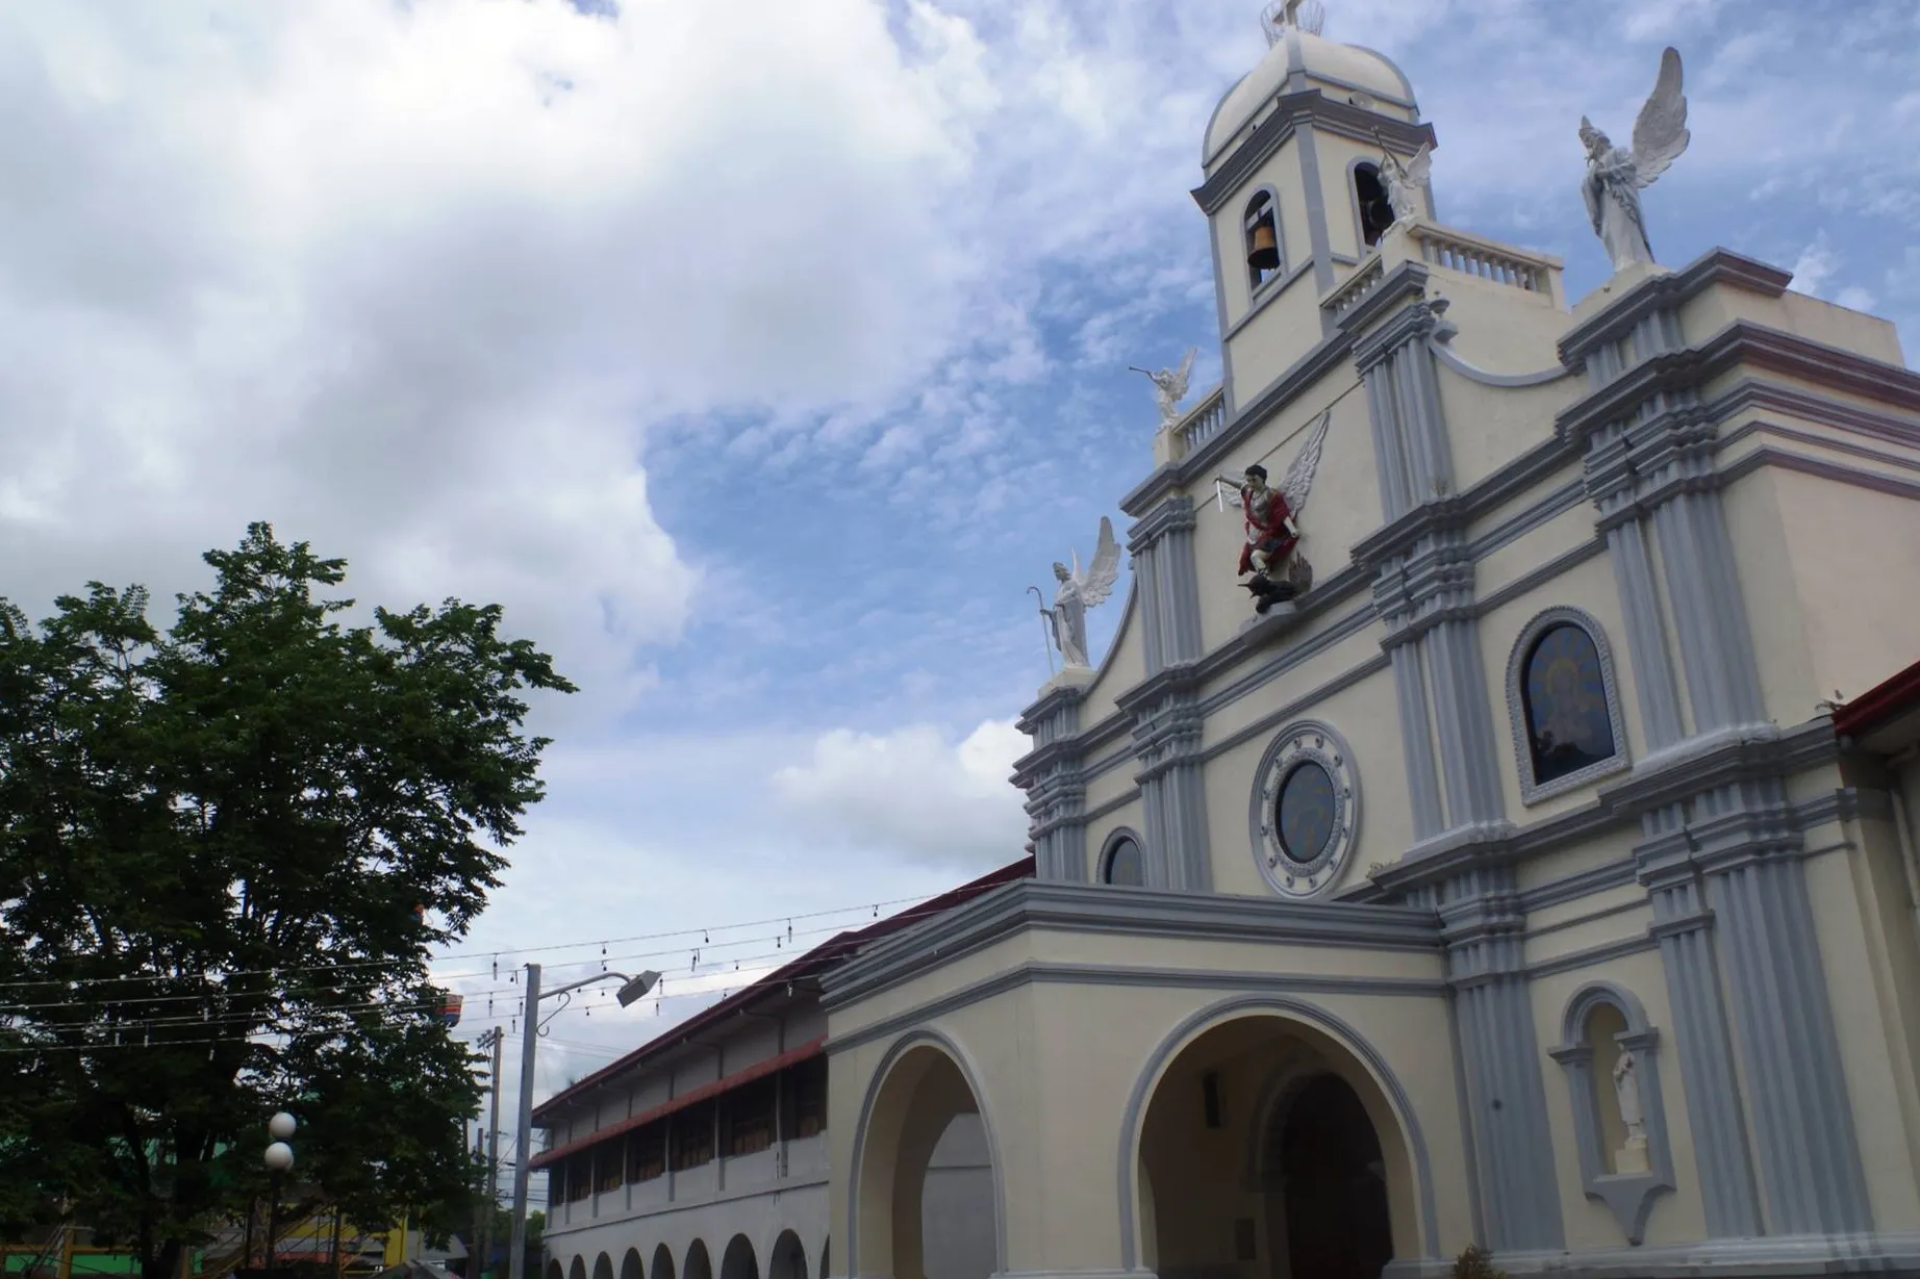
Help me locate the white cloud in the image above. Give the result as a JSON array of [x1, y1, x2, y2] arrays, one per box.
[[1789, 233, 1841, 298], [0, 0, 1004, 719], [771, 719, 1029, 868]]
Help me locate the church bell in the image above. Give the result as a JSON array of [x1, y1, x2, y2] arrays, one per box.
[[1247, 220, 1280, 271]]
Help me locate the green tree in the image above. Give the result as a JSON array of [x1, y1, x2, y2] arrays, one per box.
[[0, 524, 574, 1279]]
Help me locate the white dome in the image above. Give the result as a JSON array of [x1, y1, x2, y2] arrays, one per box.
[[1204, 26, 1416, 166]]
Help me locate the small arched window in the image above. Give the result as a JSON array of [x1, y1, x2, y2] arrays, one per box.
[[1244, 191, 1282, 290], [1102, 833, 1145, 887], [1507, 607, 1629, 803], [1353, 163, 1393, 248]]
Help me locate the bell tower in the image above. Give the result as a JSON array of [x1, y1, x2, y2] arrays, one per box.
[[1192, 2, 1437, 414]]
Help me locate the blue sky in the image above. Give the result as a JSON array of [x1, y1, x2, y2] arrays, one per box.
[[2, 0, 1916, 1160]]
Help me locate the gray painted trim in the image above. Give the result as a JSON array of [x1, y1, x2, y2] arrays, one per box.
[[1520, 856, 1638, 913], [1294, 124, 1338, 301], [1221, 255, 1318, 342], [1721, 441, 1920, 503], [1202, 653, 1392, 766], [1471, 536, 1607, 621], [825, 960, 1451, 1058], [1719, 417, 1920, 477], [1464, 480, 1588, 562], [1208, 183, 1237, 416], [843, 1027, 1009, 1278], [1522, 931, 1659, 980], [1392, 642, 1447, 841], [1547, 984, 1676, 1245], [1429, 338, 1576, 388], [1115, 994, 1443, 1269], [1557, 249, 1791, 367], [1605, 515, 1686, 752], [819, 878, 1441, 1010], [1503, 605, 1632, 805], [1248, 719, 1364, 900], [1192, 89, 1437, 216], [1708, 377, 1920, 445]]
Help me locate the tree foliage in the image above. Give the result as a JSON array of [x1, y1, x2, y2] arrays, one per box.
[[0, 525, 574, 1279]]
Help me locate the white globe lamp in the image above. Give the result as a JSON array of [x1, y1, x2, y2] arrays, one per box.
[[268, 1112, 297, 1141], [264, 1141, 295, 1172]]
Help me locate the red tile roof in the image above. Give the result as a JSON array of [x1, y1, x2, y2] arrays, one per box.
[[530, 856, 1033, 1124], [1833, 658, 1920, 741]]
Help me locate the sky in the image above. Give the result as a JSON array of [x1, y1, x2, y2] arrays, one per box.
[[2, 0, 1916, 1203]]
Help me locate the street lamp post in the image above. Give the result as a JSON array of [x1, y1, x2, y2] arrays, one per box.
[[505, 967, 658, 1279], [264, 1113, 297, 1278]]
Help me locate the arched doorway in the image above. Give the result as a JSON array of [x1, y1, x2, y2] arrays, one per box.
[[545, 1262, 564, 1279], [719, 1236, 758, 1279], [621, 1250, 644, 1279], [592, 1255, 614, 1279], [649, 1244, 675, 1279], [568, 1259, 587, 1279], [683, 1241, 712, 1279], [851, 1039, 1000, 1279], [768, 1232, 808, 1279], [1133, 1013, 1415, 1279]]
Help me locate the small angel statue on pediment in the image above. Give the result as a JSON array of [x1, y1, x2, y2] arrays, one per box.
[[1580, 47, 1691, 272], [1131, 349, 1198, 429], [1038, 516, 1121, 669], [1214, 410, 1331, 614]]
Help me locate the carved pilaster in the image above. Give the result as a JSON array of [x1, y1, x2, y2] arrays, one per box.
[[1123, 668, 1211, 893], [1442, 867, 1565, 1252], [1128, 496, 1202, 677], [1015, 687, 1089, 882]]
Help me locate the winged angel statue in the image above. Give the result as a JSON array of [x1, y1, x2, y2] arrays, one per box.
[[1580, 47, 1691, 273], [1216, 410, 1332, 614], [1038, 516, 1122, 669], [1131, 349, 1198, 429], [1380, 142, 1431, 229]]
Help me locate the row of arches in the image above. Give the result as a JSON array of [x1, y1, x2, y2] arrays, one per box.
[[554, 1232, 821, 1279], [853, 1006, 1423, 1279]]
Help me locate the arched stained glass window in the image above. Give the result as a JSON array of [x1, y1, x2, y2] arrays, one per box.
[[1102, 834, 1145, 887], [1521, 622, 1617, 785]]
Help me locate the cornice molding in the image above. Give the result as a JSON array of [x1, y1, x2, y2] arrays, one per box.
[[1191, 89, 1436, 216]]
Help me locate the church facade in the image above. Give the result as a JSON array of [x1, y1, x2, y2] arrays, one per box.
[[819, 11, 1920, 1279]]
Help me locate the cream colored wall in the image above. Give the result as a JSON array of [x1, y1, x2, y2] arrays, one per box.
[[1678, 283, 1907, 367], [1477, 550, 1647, 823], [832, 931, 1470, 1274], [1199, 655, 1410, 895], [1192, 384, 1378, 655], [1227, 273, 1329, 402], [1435, 363, 1579, 494], [1716, 469, 1815, 732], [1528, 951, 1710, 1250], [1771, 467, 1920, 709], [1801, 800, 1920, 1232], [1071, 589, 1143, 736]]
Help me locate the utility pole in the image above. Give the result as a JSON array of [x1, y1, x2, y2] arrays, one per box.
[[473, 1028, 504, 1279], [506, 963, 541, 1279]]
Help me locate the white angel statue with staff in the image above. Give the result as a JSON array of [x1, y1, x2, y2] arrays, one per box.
[[1036, 516, 1122, 670], [1579, 47, 1691, 272]]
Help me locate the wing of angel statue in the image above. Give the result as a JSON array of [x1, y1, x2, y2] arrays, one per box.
[[1276, 410, 1333, 520], [1078, 516, 1122, 608], [1629, 47, 1690, 190]]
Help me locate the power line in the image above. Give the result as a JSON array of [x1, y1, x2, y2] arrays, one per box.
[[0, 887, 942, 993]]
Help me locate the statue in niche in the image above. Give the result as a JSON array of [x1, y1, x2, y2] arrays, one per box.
[[1036, 516, 1121, 669], [1130, 349, 1198, 429], [1579, 47, 1691, 272], [1214, 410, 1330, 614], [1612, 1050, 1651, 1172]]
